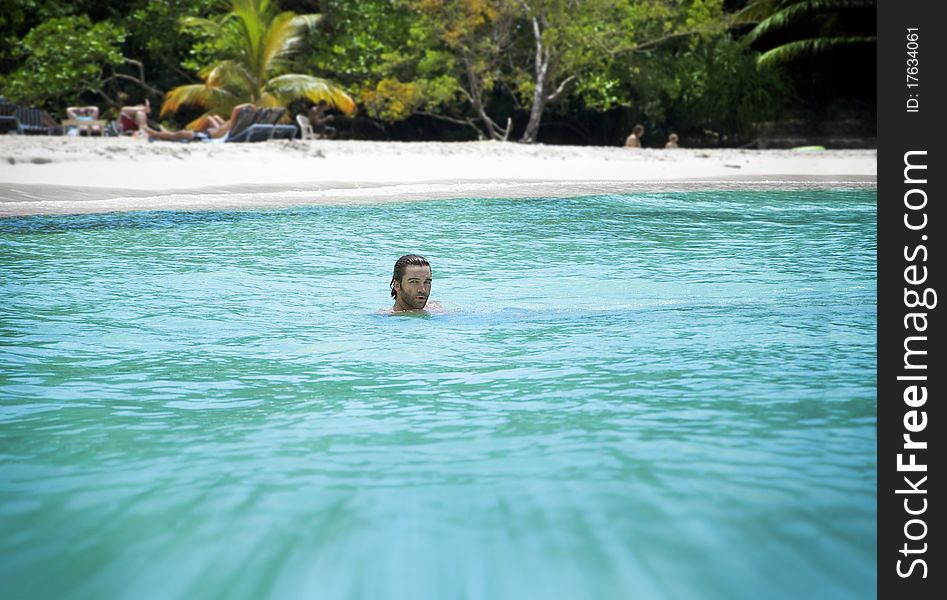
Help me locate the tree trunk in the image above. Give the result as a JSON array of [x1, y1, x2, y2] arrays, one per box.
[[521, 75, 546, 143], [520, 15, 548, 144], [461, 53, 511, 141]]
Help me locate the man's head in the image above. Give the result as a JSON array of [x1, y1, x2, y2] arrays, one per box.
[[633, 124, 645, 136], [390, 254, 432, 310]]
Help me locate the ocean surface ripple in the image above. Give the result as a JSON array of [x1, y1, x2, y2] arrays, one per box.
[[1, 190, 876, 599]]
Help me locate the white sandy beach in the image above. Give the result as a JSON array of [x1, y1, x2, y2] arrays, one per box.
[[0, 136, 876, 217]]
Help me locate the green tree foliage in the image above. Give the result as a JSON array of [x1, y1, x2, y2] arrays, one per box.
[[297, 0, 433, 121], [0, 0, 125, 73], [631, 36, 790, 141], [0, 1, 219, 112], [0, 1, 68, 74], [2, 15, 125, 111], [121, 0, 219, 96], [406, 0, 518, 140], [161, 0, 355, 124], [301, 0, 415, 84], [335, 0, 729, 142], [511, 0, 729, 142]]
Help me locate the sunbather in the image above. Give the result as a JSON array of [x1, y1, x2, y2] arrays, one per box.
[[136, 103, 255, 141], [119, 99, 151, 134], [66, 105, 102, 136]]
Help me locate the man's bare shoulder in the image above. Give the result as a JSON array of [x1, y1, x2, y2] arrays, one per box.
[[379, 300, 446, 316]]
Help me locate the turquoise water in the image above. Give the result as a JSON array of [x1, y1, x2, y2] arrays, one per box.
[[1, 189, 875, 599]]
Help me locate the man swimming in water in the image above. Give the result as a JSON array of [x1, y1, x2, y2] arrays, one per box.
[[389, 254, 444, 313]]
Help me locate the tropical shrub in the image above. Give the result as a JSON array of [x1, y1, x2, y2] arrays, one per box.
[[162, 0, 355, 124]]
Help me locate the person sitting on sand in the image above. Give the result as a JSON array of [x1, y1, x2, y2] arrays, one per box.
[[624, 124, 645, 148], [308, 100, 337, 139], [665, 133, 679, 149], [388, 254, 444, 314], [119, 98, 152, 135], [135, 103, 255, 142], [66, 105, 102, 136]]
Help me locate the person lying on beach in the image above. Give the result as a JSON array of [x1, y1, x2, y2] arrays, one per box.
[[624, 124, 645, 148], [134, 103, 255, 141], [387, 254, 444, 314], [65, 105, 102, 136]]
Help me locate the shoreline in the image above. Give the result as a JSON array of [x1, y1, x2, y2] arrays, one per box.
[[0, 137, 877, 217]]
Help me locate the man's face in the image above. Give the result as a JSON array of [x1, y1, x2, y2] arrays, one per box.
[[394, 265, 432, 310]]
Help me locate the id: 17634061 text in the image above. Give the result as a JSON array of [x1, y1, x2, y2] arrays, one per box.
[[906, 28, 919, 113]]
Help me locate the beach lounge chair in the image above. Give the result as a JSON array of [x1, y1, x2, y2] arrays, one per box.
[[242, 107, 282, 142], [14, 106, 62, 135], [1, 99, 22, 134], [296, 114, 313, 140], [267, 108, 298, 140], [62, 118, 108, 136], [63, 106, 105, 136], [271, 124, 297, 140], [0, 116, 20, 135], [220, 106, 261, 142], [227, 107, 294, 142]]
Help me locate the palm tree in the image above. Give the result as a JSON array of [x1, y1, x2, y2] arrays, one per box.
[[162, 0, 355, 124], [738, 0, 876, 68]]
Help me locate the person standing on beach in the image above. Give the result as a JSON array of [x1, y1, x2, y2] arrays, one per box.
[[389, 254, 444, 314], [625, 124, 645, 148]]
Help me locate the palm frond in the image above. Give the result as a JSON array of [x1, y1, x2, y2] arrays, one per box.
[[256, 92, 282, 109], [162, 84, 239, 115], [281, 13, 323, 59], [266, 74, 357, 114], [735, 0, 790, 24], [290, 14, 322, 31], [166, 0, 354, 119], [232, 16, 262, 81], [179, 16, 224, 35], [744, 0, 875, 45], [274, 12, 323, 60], [258, 12, 298, 72], [757, 35, 876, 67], [200, 60, 258, 99]]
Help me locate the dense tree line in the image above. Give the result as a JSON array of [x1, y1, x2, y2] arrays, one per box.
[[0, 0, 875, 146]]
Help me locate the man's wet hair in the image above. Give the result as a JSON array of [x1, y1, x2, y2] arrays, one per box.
[[390, 254, 430, 298]]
